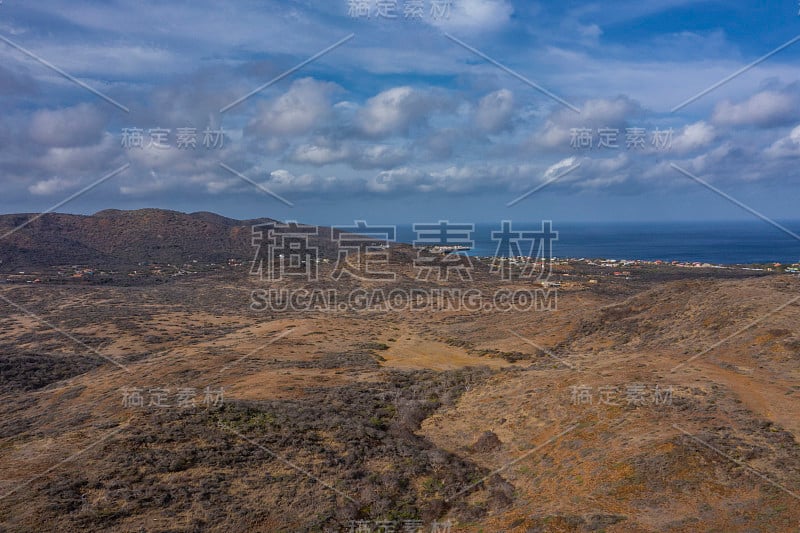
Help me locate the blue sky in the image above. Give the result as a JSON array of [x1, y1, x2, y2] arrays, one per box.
[[1, 0, 800, 224]]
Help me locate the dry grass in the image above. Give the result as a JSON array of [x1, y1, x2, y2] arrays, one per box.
[[0, 267, 799, 531]]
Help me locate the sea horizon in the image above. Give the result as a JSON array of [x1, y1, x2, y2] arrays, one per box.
[[391, 220, 800, 265]]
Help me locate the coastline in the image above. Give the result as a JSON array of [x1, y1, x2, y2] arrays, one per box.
[[472, 256, 800, 272]]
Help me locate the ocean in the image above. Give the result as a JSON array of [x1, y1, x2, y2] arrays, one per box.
[[393, 220, 800, 265]]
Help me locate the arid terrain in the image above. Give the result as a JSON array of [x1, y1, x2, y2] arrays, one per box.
[[0, 211, 799, 532]]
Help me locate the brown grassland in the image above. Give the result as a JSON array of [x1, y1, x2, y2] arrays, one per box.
[[0, 250, 799, 532]]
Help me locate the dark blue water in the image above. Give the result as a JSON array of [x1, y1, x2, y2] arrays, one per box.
[[394, 221, 800, 264]]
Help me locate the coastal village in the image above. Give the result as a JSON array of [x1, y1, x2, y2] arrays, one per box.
[[480, 255, 800, 275]]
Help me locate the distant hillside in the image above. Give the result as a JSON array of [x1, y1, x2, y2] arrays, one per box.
[[0, 209, 343, 271]]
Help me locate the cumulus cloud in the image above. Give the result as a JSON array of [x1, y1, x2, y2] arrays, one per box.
[[263, 169, 339, 193], [683, 143, 737, 175], [357, 144, 411, 169], [125, 140, 186, 170], [119, 170, 168, 196], [712, 89, 800, 128], [28, 176, 79, 196], [289, 141, 410, 169], [574, 154, 630, 190], [672, 121, 716, 153], [367, 167, 428, 193], [289, 143, 351, 166], [368, 162, 552, 194], [473, 89, 515, 133], [428, 0, 514, 32], [204, 178, 238, 194], [28, 103, 108, 147], [357, 86, 448, 138], [4, 0, 800, 213], [247, 78, 339, 136], [38, 133, 120, 174], [429, 165, 496, 193], [532, 96, 642, 149], [364, 156, 634, 195], [765, 124, 800, 158], [573, 97, 642, 124]]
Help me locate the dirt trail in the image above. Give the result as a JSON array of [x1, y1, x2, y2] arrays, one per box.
[[696, 361, 800, 439]]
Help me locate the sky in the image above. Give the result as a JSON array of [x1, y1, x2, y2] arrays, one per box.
[[1, 0, 800, 225]]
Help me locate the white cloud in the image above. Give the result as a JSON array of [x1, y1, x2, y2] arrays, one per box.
[[473, 89, 515, 133], [712, 90, 800, 128], [684, 143, 735, 174], [367, 167, 428, 193], [428, 0, 514, 32], [125, 141, 185, 169], [39, 133, 119, 173], [120, 170, 168, 195], [574, 154, 630, 190], [28, 176, 79, 195], [578, 97, 642, 124], [543, 156, 579, 180], [264, 169, 339, 192], [532, 96, 642, 149], [672, 121, 716, 153], [28, 103, 107, 147], [765, 124, 800, 158], [289, 141, 410, 169], [205, 178, 237, 194], [289, 143, 351, 166], [357, 144, 410, 169], [368, 162, 547, 194], [247, 78, 339, 136], [357, 86, 446, 138]]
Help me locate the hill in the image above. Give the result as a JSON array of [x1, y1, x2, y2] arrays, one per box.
[[0, 209, 343, 271]]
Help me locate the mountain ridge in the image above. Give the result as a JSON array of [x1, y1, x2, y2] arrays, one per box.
[[0, 208, 290, 270]]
